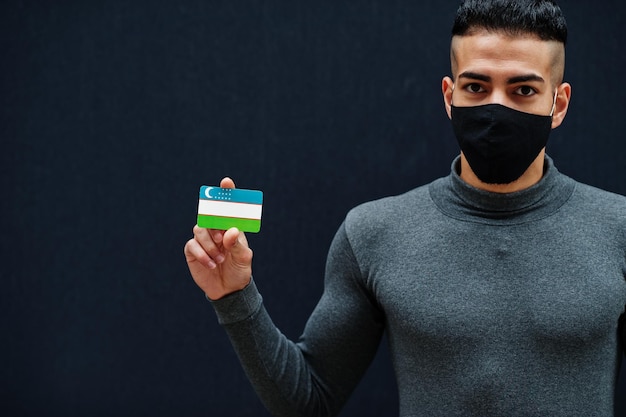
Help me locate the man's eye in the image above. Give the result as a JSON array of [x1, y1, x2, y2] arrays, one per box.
[[465, 83, 484, 93], [515, 86, 536, 96]]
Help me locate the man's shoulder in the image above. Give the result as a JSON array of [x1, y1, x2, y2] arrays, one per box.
[[567, 178, 626, 222], [570, 179, 626, 208], [344, 180, 438, 233]]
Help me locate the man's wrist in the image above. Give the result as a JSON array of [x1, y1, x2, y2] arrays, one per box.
[[209, 277, 262, 325]]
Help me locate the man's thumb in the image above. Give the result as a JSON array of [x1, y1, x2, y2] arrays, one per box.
[[223, 227, 252, 261]]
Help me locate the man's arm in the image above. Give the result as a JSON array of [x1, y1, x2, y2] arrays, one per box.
[[184, 180, 385, 416], [210, 222, 385, 417]]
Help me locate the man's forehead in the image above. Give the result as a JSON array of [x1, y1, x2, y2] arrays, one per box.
[[449, 30, 565, 85], [450, 30, 565, 71]]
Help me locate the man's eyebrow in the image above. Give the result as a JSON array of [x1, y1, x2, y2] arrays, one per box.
[[458, 71, 491, 82], [506, 74, 545, 84]]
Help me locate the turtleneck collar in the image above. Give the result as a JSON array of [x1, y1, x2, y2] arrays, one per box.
[[428, 155, 576, 224]]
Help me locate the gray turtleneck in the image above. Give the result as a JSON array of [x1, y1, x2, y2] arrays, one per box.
[[211, 156, 626, 417]]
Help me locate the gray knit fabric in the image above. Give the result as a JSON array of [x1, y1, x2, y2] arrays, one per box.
[[211, 156, 626, 417]]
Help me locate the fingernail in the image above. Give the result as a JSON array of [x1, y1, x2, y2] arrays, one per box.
[[206, 260, 216, 269], [215, 254, 225, 264]]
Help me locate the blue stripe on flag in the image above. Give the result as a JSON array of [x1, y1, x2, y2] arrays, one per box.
[[199, 186, 263, 205]]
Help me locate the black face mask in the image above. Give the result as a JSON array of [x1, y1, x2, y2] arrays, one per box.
[[450, 102, 554, 185]]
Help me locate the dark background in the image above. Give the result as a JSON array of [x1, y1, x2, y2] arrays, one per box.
[[2, 1, 625, 416]]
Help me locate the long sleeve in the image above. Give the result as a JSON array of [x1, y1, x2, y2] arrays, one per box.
[[211, 222, 385, 417]]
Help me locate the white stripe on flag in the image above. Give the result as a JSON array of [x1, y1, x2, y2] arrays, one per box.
[[198, 200, 262, 220]]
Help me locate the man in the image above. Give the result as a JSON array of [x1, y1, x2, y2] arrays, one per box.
[[184, 1, 626, 415]]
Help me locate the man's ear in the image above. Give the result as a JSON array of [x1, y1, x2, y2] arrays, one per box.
[[551, 82, 571, 129], [442, 76, 454, 119]]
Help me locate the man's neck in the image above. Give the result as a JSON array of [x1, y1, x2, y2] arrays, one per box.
[[458, 150, 546, 194]]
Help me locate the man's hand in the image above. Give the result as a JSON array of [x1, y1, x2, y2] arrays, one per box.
[[184, 177, 253, 300]]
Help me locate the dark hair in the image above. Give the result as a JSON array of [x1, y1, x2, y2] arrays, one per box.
[[452, 0, 567, 45]]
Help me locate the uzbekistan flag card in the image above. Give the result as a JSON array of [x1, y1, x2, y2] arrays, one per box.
[[197, 186, 263, 233]]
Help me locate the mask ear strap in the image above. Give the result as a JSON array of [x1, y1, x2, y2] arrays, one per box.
[[450, 84, 456, 107], [550, 89, 558, 117]]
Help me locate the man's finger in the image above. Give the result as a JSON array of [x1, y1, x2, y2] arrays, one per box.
[[220, 177, 236, 189], [184, 238, 216, 269], [209, 229, 224, 245], [193, 225, 225, 265]]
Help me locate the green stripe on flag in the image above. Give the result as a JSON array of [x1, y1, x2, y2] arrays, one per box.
[[197, 214, 261, 233]]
